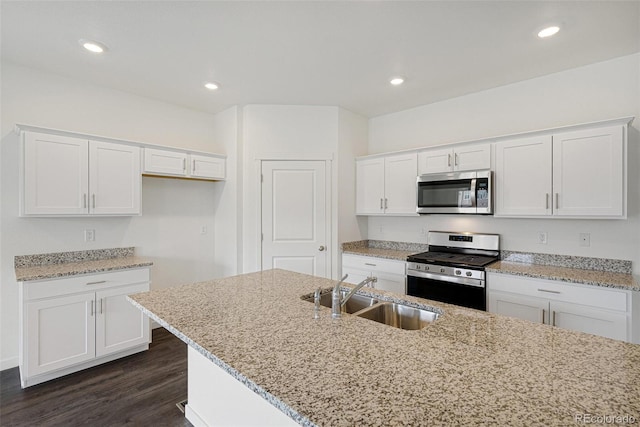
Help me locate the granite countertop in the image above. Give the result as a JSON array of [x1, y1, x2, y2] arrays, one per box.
[[128, 269, 640, 426], [341, 239, 427, 261], [15, 247, 153, 282], [487, 261, 640, 292], [342, 240, 638, 292]]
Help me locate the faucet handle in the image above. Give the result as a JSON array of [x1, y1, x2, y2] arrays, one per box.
[[313, 288, 321, 319]]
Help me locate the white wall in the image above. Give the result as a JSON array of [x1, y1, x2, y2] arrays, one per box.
[[0, 63, 222, 369], [212, 106, 242, 277], [368, 54, 640, 275], [240, 105, 339, 274], [337, 108, 369, 278]]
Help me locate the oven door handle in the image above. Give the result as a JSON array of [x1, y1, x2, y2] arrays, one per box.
[[407, 270, 485, 288]]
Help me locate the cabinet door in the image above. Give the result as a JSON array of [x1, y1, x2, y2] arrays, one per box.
[[25, 293, 95, 376], [190, 154, 226, 180], [96, 283, 150, 357], [143, 147, 188, 176], [356, 158, 385, 215], [552, 125, 624, 217], [488, 291, 549, 324], [89, 141, 141, 215], [384, 153, 418, 215], [454, 144, 491, 171], [374, 271, 406, 295], [417, 148, 452, 175], [341, 267, 371, 285], [23, 132, 89, 215], [550, 301, 627, 341], [494, 135, 552, 216]]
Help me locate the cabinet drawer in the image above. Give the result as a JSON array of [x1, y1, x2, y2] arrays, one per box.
[[487, 272, 628, 312], [22, 268, 150, 301], [342, 254, 406, 275]]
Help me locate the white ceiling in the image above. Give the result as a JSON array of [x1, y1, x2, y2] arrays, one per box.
[[2, 1, 639, 118]]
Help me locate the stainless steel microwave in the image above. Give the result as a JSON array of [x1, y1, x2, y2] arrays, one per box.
[[416, 170, 493, 215]]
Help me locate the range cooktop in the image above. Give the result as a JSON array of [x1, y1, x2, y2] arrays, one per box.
[[407, 251, 499, 268]]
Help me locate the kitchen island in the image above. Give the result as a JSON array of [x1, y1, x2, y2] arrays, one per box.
[[128, 269, 640, 426]]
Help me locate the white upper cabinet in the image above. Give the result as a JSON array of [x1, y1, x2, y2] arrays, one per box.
[[23, 132, 89, 216], [495, 135, 553, 216], [22, 132, 141, 216], [143, 148, 226, 180], [143, 147, 188, 177], [418, 143, 491, 175], [89, 141, 141, 215], [356, 152, 417, 216], [495, 123, 626, 218], [552, 125, 624, 217], [356, 157, 385, 215], [190, 153, 226, 180]]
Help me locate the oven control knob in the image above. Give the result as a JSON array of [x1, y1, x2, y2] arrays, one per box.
[[440, 268, 445, 273], [455, 270, 461, 275], [466, 272, 472, 277], [425, 266, 429, 271], [416, 265, 421, 270]]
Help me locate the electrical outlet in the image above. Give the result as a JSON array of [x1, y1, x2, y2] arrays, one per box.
[[84, 229, 95, 242], [201, 226, 208, 235], [537, 232, 547, 244], [579, 233, 591, 247]]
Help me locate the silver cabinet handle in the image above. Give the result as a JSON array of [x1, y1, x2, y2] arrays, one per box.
[[364, 263, 377, 266], [83, 193, 87, 208], [552, 311, 557, 327], [92, 194, 96, 209], [318, 245, 325, 251], [192, 160, 196, 173], [90, 300, 94, 316], [537, 288, 561, 294], [447, 154, 451, 167], [541, 309, 545, 324], [99, 298, 103, 314], [183, 158, 186, 172], [555, 193, 559, 209], [545, 193, 549, 209], [87, 280, 107, 286], [380, 198, 383, 210], [455, 153, 459, 166], [384, 198, 388, 209]]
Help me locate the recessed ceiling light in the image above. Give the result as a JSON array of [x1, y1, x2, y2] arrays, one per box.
[[390, 77, 405, 86], [79, 39, 107, 53], [204, 82, 219, 90], [538, 26, 560, 38]]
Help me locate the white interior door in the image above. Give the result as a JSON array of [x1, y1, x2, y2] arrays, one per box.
[[261, 160, 329, 278]]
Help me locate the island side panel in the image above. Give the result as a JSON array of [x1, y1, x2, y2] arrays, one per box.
[[186, 347, 299, 427]]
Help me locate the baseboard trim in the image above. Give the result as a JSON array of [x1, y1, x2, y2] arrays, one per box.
[[0, 357, 19, 371]]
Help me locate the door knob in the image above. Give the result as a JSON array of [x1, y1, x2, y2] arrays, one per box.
[[318, 245, 326, 251]]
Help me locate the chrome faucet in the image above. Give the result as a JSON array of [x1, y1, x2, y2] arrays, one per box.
[[332, 274, 377, 319]]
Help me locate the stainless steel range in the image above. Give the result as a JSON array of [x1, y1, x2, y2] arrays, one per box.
[[406, 231, 500, 311]]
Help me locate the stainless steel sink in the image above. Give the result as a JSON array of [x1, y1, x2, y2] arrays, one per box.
[[355, 302, 439, 330], [302, 291, 378, 314]]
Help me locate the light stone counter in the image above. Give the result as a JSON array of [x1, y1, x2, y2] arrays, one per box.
[[486, 261, 640, 292], [15, 247, 153, 281], [129, 269, 640, 426], [341, 239, 428, 261]]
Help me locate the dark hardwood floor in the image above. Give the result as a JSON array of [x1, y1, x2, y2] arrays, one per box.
[[0, 328, 191, 426]]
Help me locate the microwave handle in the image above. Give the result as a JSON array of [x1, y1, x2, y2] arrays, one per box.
[[470, 178, 477, 207]]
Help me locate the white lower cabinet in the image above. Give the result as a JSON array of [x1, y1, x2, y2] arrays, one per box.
[[19, 268, 150, 387], [342, 254, 406, 295], [487, 272, 633, 342]]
